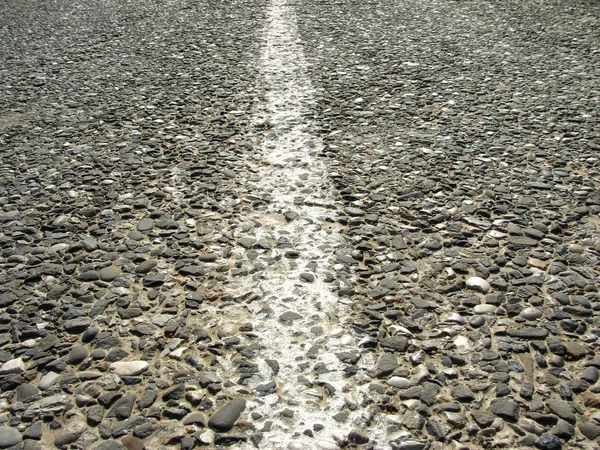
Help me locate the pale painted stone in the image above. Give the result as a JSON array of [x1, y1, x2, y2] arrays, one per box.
[[109, 361, 149, 376], [454, 335, 472, 354]]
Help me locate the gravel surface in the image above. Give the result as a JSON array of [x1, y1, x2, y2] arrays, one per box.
[[1, 0, 599, 448]]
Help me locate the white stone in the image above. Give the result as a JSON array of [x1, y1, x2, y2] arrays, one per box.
[[109, 361, 149, 376], [152, 314, 171, 327], [520, 307, 543, 320], [0, 358, 25, 375], [329, 327, 344, 337], [466, 276, 491, 293], [389, 325, 413, 336], [474, 304, 497, 314], [446, 313, 465, 324], [49, 243, 69, 253], [196, 430, 214, 445], [169, 347, 187, 360], [340, 335, 353, 346], [403, 399, 421, 410], [39, 372, 60, 391], [317, 442, 340, 450], [415, 364, 430, 383], [288, 442, 306, 450], [387, 377, 412, 389], [454, 336, 472, 354]]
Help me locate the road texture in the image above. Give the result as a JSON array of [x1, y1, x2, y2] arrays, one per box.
[[0, 0, 599, 449]]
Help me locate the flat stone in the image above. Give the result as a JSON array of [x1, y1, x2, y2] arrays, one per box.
[[54, 420, 86, 446], [198, 253, 217, 262], [99, 265, 122, 281], [23, 421, 42, 440], [208, 398, 246, 432], [452, 384, 475, 402], [547, 399, 576, 423], [109, 361, 149, 376], [117, 308, 143, 319], [0, 358, 25, 375], [63, 317, 91, 334], [550, 420, 574, 439], [380, 335, 409, 352], [279, 311, 302, 322], [112, 416, 147, 437], [136, 218, 155, 232], [300, 272, 315, 282], [519, 307, 543, 320], [344, 207, 366, 216], [121, 436, 146, 450], [16, 384, 40, 402], [183, 411, 208, 426], [387, 377, 412, 389], [38, 372, 60, 391], [472, 410, 496, 428], [67, 345, 89, 365], [582, 366, 599, 384], [488, 399, 520, 421], [135, 260, 157, 274], [564, 341, 587, 360], [507, 236, 539, 249], [0, 426, 22, 448], [375, 352, 397, 378], [107, 394, 137, 420], [579, 423, 600, 439], [94, 442, 127, 450], [506, 327, 548, 339]]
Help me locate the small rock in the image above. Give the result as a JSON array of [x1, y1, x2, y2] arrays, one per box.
[[578, 423, 600, 439], [54, 420, 86, 446], [16, 384, 40, 402], [547, 399, 576, 423], [121, 436, 146, 450], [534, 433, 562, 450], [466, 277, 491, 293], [488, 399, 520, 421], [38, 372, 60, 391], [183, 411, 208, 426], [388, 377, 412, 389], [0, 358, 25, 375], [208, 398, 246, 432], [99, 265, 122, 281], [344, 207, 365, 217], [0, 426, 22, 448], [375, 353, 397, 378], [452, 384, 475, 402], [519, 307, 543, 321], [109, 361, 149, 376], [348, 429, 369, 444], [279, 311, 302, 322], [136, 218, 155, 232], [68, 345, 89, 365]]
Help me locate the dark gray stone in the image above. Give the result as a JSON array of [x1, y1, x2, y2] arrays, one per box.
[[208, 398, 246, 432], [488, 399, 520, 421]]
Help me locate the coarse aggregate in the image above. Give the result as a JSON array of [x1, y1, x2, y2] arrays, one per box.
[[0, 0, 599, 448]]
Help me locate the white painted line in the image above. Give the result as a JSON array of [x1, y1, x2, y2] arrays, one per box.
[[202, 0, 392, 447]]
